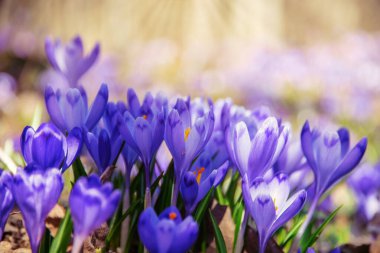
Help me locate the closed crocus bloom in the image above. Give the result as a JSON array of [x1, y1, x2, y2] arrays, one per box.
[[8, 166, 63, 253], [180, 153, 229, 213], [21, 123, 82, 172], [45, 84, 108, 133], [242, 174, 306, 253], [69, 174, 121, 253], [0, 170, 14, 240], [85, 129, 123, 174], [138, 206, 198, 253], [165, 98, 214, 203], [45, 36, 100, 87], [230, 117, 289, 182]]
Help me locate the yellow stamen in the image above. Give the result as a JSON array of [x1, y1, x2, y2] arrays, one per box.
[[184, 127, 191, 141], [143, 114, 148, 120], [193, 167, 205, 184], [273, 198, 278, 212], [169, 212, 177, 220]]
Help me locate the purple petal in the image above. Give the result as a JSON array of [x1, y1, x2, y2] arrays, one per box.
[[338, 128, 350, 157], [232, 122, 251, 176], [165, 110, 185, 170], [138, 207, 159, 252], [45, 86, 66, 131], [21, 126, 35, 164], [180, 172, 198, 212], [134, 117, 153, 166], [169, 216, 199, 253], [325, 138, 367, 193], [301, 121, 318, 172], [85, 84, 108, 131], [63, 127, 83, 172], [127, 88, 141, 118], [98, 130, 111, 172]]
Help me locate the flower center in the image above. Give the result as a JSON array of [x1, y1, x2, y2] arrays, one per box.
[[273, 198, 278, 212], [184, 127, 191, 141], [193, 167, 205, 184], [169, 212, 177, 220], [143, 114, 148, 120]]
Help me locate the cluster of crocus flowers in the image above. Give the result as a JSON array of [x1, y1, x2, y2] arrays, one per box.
[[0, 36, 370, 253]]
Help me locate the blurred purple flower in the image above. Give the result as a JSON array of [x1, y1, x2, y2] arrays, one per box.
[[45, 36, 100, 87], [242, 173, 306, 253], [69, 174, 121, 253], [0, 170, 14, 240], [21, 123, 82, 172], [45, 84, 108, 132], [138, 206, 198, 253], [7, 166, 63, 253]]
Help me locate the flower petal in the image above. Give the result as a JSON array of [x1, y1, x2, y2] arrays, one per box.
[[85, 84, 108, 131]]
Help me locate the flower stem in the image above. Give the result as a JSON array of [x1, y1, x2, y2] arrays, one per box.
[[234, 211, 248, 253], [121, 181, 130, 252], [171, 176, 180, 205], [72, 236, 84, 253]]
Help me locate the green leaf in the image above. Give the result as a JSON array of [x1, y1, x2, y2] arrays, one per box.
[[232, 199, 244, 251], [72, 158, 87, 181], [226, 172, 240, 212], [154, 160, 174, 213], [105, 199, 143, 249], [279, 215, 305, 248], [215, 185, 228, 206], [300, 206, 342, 252], [194, 187, 214, 223], [209, 209, 227, 253], [49, 209, 73, 253]]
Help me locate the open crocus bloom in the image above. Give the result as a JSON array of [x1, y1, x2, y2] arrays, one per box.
[[301, 121, 367, 199], [45, 84, 108, 133], [230, 117, 289, 182], [242, 173, 306, 253], [45, 36, 100, 87], [138, 206, 198, 253]]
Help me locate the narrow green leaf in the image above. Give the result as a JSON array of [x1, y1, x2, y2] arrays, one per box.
[[232, 199, 244, 251], [209, 209, 227, 253], [215, 185, 228, 206], [105, 199, 143, 248], [194, 187, 214, 223], [151, 172, 164, 195], [72, 158, 87, 181], [49, 209, 73, 253], [155, 160, 174, 213], [300, 206, 342, 252], [279, 215, 305, 248]]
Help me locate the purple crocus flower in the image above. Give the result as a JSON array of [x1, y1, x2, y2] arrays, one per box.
[[21, 123, 82, 172], [298, 121, 367, 235], [0, 170, 14, 239], [180, 153, 229, 213], [7, 166, 63, 253], [116, 89, 166, 204], [85, 129, 123, 174], [69, 174, 121, 253], [45, 84, 108, 133], [45, 36, 100, 87], [138, 206, 199, 253], [229, 117, 289, 182], [242, 173, 306, 253], [165, 98, 214, 203]]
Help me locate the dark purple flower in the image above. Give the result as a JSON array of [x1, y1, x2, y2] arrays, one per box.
[[7, 167, 63, 253], [21, 123, 82, 172], [69, 174, 121, 253], [138, 206, 198, 253], [180, 153, 229, 213], [45, 84, 108, 132], [242, 174, 306, 253], [45, 36, 100, 87], [230, 117, 289, 182], [165, 98, 214, 203], [85, 129, 123, 174], [117, 89, 166, 189], [0, 170, 14, 239]]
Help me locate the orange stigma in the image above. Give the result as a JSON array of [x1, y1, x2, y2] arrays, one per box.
[[169, 212, 177, 220], [143, 114, 148, 120], [184, 127, 191, 141], [193, 167, 205, 184]]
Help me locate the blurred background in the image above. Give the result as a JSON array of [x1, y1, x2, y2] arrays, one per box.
[[1, 0, 380, 248], [1, 0, 380, 151]]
